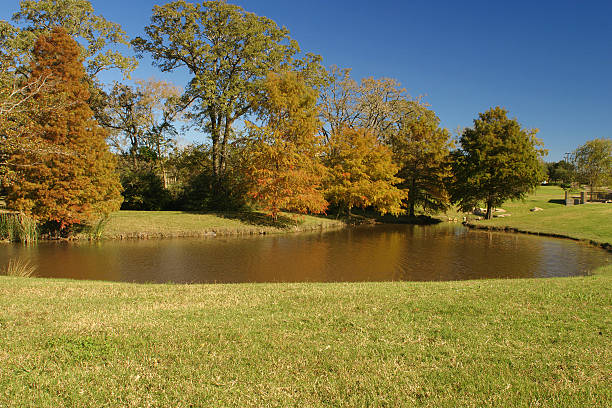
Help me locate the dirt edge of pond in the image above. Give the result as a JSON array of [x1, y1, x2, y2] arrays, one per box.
[[464, 222, 612, 253]]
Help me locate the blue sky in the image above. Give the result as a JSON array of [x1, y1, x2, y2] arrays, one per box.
[[3, 0, 611, 160]]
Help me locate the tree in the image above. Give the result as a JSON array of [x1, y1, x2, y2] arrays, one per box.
[[5, 27, 122, 229], [389, 103, 453, 217], [573, 138, 612, 199], [319, 66, 410, 142], [132, 0, 304, 183], [103, 78, 182, 187], [2, 0, 138, 126], [0, 25, 69, 183], [246, 71, 328, 219], [546, 159, 575, 189], [451, 107, 546, 219], [324, 127, 405, 216], [7, 0, 137, 78]]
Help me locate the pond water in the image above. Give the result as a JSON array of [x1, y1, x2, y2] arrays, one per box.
[[0, 224, 609, 284]]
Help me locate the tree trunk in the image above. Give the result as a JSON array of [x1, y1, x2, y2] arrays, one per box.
[[220, 116, 233, 176], [485, 199, 493, 220], [211, 130, 220, 179], [161, 163, 168, 189], [209, 111, 220, 180], [408, 178, 416, 217], [130, 132, 138, 167]]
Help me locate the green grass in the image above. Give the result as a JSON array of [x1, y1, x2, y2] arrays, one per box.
[[1, 267, 610, 407], [471, 186, 612, 245], [92, 210, 345, 240], [2, 186, 610, 406]]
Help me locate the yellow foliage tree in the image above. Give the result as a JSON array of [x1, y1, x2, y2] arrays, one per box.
[[246, 71, 328, 219], [324, 127, 405, 216]]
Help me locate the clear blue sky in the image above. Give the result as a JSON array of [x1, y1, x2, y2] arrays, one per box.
[[3, 0, 612, 160]]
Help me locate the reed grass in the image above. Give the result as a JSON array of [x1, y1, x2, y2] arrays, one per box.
[[0, 213, 38, 243], [1, 258, 36, 277], [86, 215, 110, 240]]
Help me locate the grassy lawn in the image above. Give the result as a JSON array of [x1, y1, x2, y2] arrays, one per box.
[[2, 185, 610, 406], [1, 265, 611, 407], [96, 210, 345, 239], [469, 185, 612, 246]]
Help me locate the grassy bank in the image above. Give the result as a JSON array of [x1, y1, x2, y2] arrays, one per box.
[[1, 267, 610, 407], [90, 210, 345, 240], [466, 186, 612, 247]]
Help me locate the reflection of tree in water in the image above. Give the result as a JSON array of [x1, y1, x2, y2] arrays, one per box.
[[240, 234, 332, 283]]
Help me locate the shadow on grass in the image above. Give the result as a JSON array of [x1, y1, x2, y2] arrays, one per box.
[[213, 211, 301, 229], [376, 214, 442, 225], [342, 208, 442, 225], [548, 199, 567, 205]]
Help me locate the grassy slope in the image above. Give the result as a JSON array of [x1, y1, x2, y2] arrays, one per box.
[[470, 186, 612, 245], [97, 211, 345, 239], [1, 267, 611, 407]]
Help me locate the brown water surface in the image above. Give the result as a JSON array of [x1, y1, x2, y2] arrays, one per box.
[[0, 224, 609, 283]]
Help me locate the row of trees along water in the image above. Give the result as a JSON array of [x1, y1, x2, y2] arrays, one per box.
[[1, 1, 607, 237]]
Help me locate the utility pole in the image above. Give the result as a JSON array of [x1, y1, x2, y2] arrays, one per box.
[[563, 152, 571, 163]]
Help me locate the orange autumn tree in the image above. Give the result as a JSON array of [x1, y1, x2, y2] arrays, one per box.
[[324, 127, 406, 216], [246, 71, 328, 219], [5, 27, 122, 230]]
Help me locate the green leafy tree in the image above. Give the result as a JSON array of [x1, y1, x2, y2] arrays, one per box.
[[246, 71, 328, 219], [5, 27, 122, 229], [451, 107, 546, 219], [2, 0, 138, 127], [546, 160, 575, 189], [132, 0, 304, 182], [573, 138, 612, 199], [7, 0, 137, 78], [389, 103, 453, 217], [324, 127, 405, 216]]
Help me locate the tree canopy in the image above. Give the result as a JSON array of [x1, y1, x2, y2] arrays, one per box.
[[451, 107, 546, 219], [246, 71, 328, 218], [573, 138, 612, 197], [324, 127, 405, 216], [389, 103, 453, 217], [5, 27, 122, 229], [132, 0, 306, 184], [6, 0, 137, 78]]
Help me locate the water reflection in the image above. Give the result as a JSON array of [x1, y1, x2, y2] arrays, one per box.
[[0, 224, 609, 284]]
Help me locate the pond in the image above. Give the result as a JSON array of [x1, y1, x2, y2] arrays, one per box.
[[0, 224, 609, 284]]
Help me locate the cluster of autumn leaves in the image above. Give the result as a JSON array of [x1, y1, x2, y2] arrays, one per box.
[[0, 0, 547, 229]]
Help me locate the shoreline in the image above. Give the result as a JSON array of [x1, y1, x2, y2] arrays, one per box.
[[463, 221, 612, 253], [94, 220, 347, 241]]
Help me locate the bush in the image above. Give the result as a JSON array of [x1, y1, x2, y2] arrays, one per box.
[[175, 171, 248, 212], [120, 167, 171, 211]]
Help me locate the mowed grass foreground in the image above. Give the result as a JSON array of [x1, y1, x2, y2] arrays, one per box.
[[470, 186, 612, 246], [1, 266, 611, 407], [98, 211, 345, 239]]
